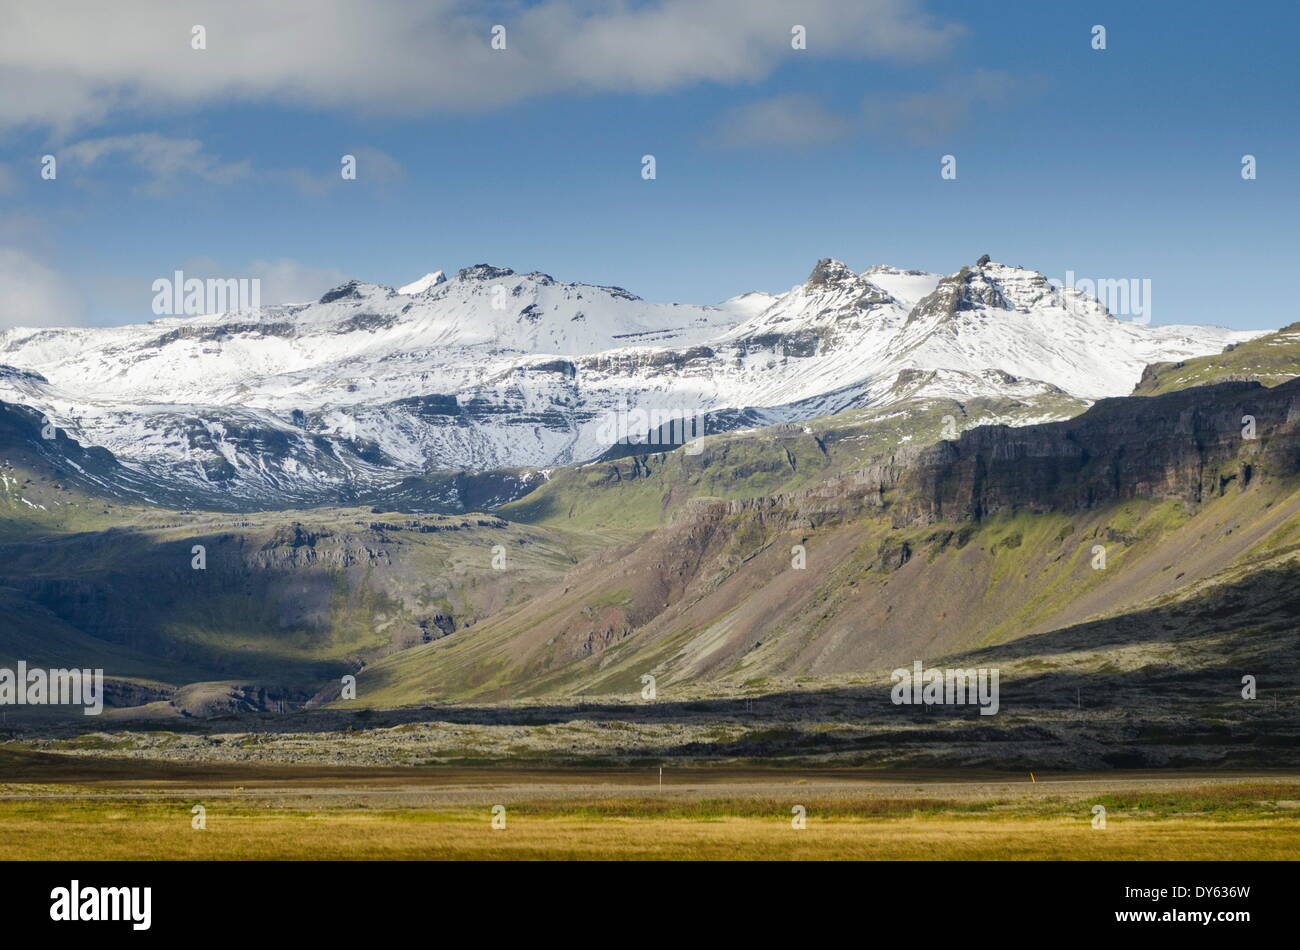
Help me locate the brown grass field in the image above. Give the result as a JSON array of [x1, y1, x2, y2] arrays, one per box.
[[1, 750, 1298, 860]]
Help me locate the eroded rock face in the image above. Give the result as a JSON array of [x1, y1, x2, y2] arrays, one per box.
[[172, 681, 311, 717], [337, 375, 1300, 702], [891, 378, 1299, 524], [696, 378, 1300, 530]]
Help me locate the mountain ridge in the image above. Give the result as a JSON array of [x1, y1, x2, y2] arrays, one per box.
[[0, 257, 1263, 510]]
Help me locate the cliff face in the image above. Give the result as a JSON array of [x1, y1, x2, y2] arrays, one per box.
[[351, 376, 1300, 701], [892, 378, 1300, 524], [696, 378, 1300, 530]]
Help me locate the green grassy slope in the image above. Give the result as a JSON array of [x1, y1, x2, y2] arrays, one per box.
[[0, 507, 590, 702], [8, 348, 1293, 717], [1134, 322, 1300, 396], [501, 391, 1086, 534], [0, 451, 178, 542], [345, 375, 1300, 706], [345, 479, 1300, 706], [0, 396, 609, 708]]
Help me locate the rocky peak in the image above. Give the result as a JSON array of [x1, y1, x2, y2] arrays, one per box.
[[908, 266, 1013, 323], [805, 258, 858, 289], [318, 280, 365, 304], [317, 280, 393, 305], [456, 264, 516, 282], [800, 258, 894, 311]]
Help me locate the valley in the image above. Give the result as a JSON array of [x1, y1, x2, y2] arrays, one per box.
[[1, 258, 1298, 850]]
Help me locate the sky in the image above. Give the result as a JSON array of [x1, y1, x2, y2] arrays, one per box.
[[0, 0, 1296, 330]]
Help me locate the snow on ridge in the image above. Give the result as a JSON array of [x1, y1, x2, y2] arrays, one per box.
[[398, 271, 447, 295], [0, 256, 1273, 500]]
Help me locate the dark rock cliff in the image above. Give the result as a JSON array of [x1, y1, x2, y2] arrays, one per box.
[[688, 378, 1300, 529]]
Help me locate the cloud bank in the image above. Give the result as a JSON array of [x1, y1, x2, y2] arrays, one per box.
[[1, 0, 962, 134]]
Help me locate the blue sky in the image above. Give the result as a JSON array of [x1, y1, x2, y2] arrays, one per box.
[[1, 0, 1296, 329]]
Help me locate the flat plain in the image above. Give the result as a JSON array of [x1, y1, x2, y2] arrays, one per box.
[[2, 751, 1296, 860]]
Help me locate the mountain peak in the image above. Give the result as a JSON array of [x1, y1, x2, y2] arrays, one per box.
[[317, 279, 394, 304], [863, 264, 931, 277], [0, 255, 1260, 508], [908, 265, 1019, 323], [398, 271, 446, 295], [805, 258, 858, 288], [456, 264, 516, 281]]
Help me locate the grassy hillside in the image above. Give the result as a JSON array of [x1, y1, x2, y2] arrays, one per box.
[[0, 395, 613, 713], [3, 366, 1290, 724], [0, 506, 593, 713], [0, 448, 177, 541], [501, 390, 1085, 533], [344, 376, 1300, 706], [1134, 321, 1300, 396], [344, 480, 1300, 705]]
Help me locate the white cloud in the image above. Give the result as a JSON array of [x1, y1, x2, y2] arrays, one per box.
[[863, 70, 1031, 144], [62, 133, 251, 193], [0, 248, 85, 329], [708, 70, 1036, 150], [709, 94, 854, 147], [176, 257, 350, 307], [282, 146, 406, 197], [244, 259, 352, 306], [0, 0, 962, 134]]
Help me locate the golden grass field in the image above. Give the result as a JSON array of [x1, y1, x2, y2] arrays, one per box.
[[2, 807, 1296, 860], [1, 751, 1297, 860]]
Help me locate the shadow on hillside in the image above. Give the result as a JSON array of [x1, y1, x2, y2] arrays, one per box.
[[5, 553, 1298, 767], [0, 525, 373, 687]]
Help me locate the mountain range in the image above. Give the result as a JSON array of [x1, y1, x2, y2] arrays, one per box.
[[2, 255, 1297, 765], [0, 257, 1259, 510]]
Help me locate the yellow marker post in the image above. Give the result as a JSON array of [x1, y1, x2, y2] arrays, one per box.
[[1030, 773, 1036, 784]]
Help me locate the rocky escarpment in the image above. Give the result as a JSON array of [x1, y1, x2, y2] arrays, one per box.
[[889, 378, 1300, 524], [348, 375, 1300, 702], [0, 399, 185, 506], [687, 378, 1300, 530], [0, 510, 567, 691]]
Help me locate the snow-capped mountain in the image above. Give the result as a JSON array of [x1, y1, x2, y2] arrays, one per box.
[[0, 258, 1263, 509], [396, 270, 446, 295]]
